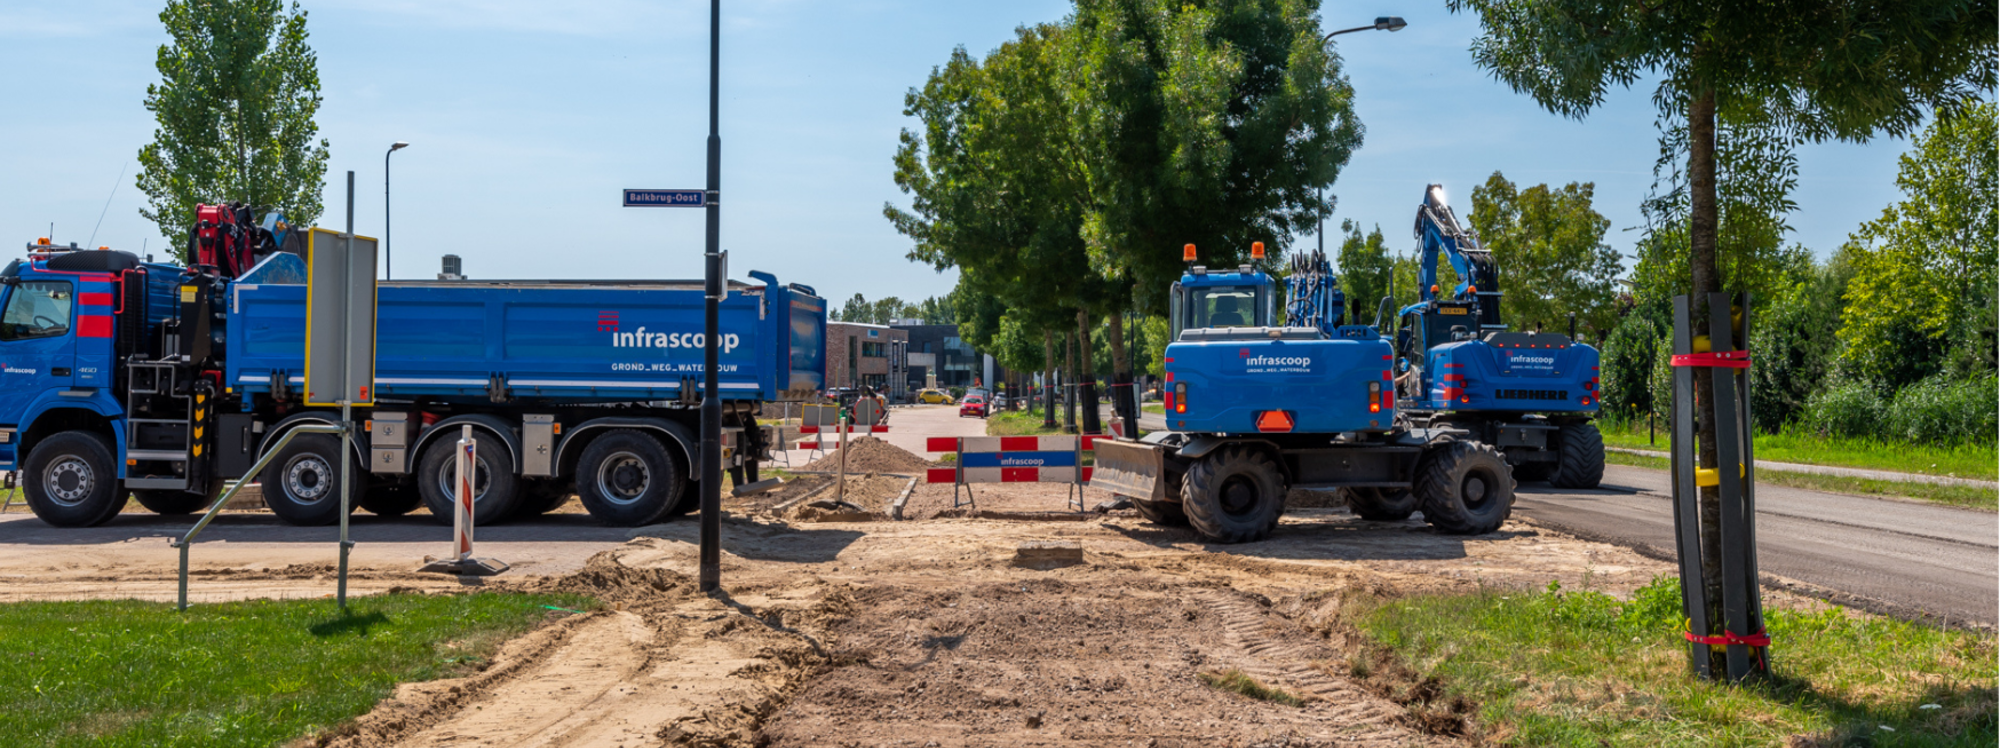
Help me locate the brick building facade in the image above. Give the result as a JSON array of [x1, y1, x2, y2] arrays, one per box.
[[824, 322, 908, 392]]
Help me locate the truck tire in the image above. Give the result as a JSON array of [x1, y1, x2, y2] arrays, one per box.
[[133, 488, 212, 516], [1339, 487, 1419, 521], [1415, 441, 1514, 535], [660, 479, 701, 519], [261, 433, 362, 526], [576, 430, 683, 527], [360, 483, 423, 517], [418, 431, 521, 526], [22, 431, 128, 527], [1548, 423, 1605, 489], [1181, 446, 1285, 544]]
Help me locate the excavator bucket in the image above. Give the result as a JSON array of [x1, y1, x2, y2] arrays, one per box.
[[1090, 438, 1168, 502]]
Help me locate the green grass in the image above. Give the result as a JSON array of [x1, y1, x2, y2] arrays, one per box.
[[986, 409, 1066, 436], [1603, 451, 1997, 511], [1353, 577, 1997, 746], [1142, 403, 1164, 415], [1597, 420, 1996, 481], [1199, 669, 1304, 707], [0, 592, 592, 747]]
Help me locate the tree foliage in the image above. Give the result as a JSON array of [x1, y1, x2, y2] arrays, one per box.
[[137, 0, 328, 260], [1468, 172, 1623, 338], [1838, 102, 1998, 388], [1064, 0, 1364, 316], [1336, 220, 1392, 321]]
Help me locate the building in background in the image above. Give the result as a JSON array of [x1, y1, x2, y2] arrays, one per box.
[[824, 322, 908, 393]]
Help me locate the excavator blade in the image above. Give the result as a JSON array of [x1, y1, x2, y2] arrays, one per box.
[[1090, 438, 1168, 502]]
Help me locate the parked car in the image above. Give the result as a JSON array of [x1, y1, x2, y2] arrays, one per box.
[[916, 388, 954, 405], [958, 395, 989, 418]]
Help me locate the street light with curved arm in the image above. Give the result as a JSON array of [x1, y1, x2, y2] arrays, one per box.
[[1317, 17, 1406, 257], [385, 141, 409, 280]]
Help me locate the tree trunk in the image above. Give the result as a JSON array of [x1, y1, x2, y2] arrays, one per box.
[[1063, 332, 1079, 433], [1042, 329, 1057, 428], [1688, 86, 1727, 676], [1077, 308, 1102, 435], [1109, 311, 1139, 437]]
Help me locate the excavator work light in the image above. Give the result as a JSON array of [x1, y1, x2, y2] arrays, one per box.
[[1250, 241, 1265, 260], [1183, 243, 1197, 262]]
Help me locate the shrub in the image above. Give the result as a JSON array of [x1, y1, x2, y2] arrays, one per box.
[[1884, 374, 1998, 446], [1800, 380, 1886, 440]]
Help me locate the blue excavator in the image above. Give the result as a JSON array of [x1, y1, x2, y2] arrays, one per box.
[[1395, 184, 1604, 488]]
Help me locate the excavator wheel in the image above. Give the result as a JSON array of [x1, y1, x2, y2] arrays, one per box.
[[1181, 445, 1286, 544], [1414, 440, 1514, 535], [1548, 423, 1606, 489]]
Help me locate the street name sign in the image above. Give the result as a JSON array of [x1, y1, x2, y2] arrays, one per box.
[[623, 189, 711, 207]]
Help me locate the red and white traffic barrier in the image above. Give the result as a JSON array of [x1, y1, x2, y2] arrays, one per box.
[[925, 434, 1107, 509], [419, 424, 508, 576]]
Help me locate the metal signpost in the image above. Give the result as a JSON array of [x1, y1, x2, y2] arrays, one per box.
[[303, 172, 378, 610], [617, 0, 725, 594]]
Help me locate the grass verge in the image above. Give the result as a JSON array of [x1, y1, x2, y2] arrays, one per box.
[[1603, 451, 1996, 511], [1199, 669, 1304, 707], [0, 592, 591, 747], [1597, 421, 1995, 481], [986, 409, 1065, 436], [1142, 403, 1164, 415], [1351, 577, 1997, 745]]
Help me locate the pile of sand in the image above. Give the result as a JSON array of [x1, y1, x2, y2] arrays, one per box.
[[800, 436, 934, 474], [513, 551, 694, 603]]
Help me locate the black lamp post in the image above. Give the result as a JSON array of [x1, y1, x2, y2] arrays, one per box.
[[698, 0, 724, 594], [385, 141, 408, 279], [1317, 17, 1405, 255]]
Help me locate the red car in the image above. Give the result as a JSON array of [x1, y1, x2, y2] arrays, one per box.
[[958, 395, 988, 418]]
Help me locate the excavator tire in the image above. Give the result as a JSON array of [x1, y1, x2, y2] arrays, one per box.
[[1339, 487, 1419, 521], [1415, 440, 1514, 535], [1182, 445, 1285, 544], [1548, 422, 1606, 489]]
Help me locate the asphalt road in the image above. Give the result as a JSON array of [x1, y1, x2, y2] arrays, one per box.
[[1514, 465, 1996, 626], [1137, 408, 1996, 625]]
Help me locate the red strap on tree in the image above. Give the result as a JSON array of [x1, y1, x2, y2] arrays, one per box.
[[1671, 350, 1751, 369], [1683, 628, 1770, 647]]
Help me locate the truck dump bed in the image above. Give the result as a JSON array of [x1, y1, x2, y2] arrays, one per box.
[[225, 274, 825, 404]]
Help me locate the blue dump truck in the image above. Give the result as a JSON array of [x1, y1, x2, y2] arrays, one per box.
[[4, 238, 825, 528]]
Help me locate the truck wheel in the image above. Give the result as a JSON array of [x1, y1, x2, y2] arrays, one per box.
[[1415, 441, 1514, 535], [1548, 423, 1605, 489], [576, 430, 683, 527], [260, 434, 362, 526], [418, 431, 521, 526], [1339, 487, 1419, 521], [1181, 446, 1285, 544], [23, 431, 128, 527], [360, 483, 423, 517], [133, 489, 211, 516]]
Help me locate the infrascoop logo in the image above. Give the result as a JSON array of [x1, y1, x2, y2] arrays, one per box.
[[600, 311, 739, 353], [1510, 355, 1556, 365], [1244, 355, 1311, 368]]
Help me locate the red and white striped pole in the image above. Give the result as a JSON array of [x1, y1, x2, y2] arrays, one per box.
[[453, 424, 475, 561]]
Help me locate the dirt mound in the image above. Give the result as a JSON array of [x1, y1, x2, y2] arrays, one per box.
[[800, 436, 934, 474], [512, 551, 694, 604]]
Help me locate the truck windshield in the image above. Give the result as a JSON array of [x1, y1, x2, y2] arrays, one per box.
[[0, 280, 71, 341], [1187, 286, 1264, 329]]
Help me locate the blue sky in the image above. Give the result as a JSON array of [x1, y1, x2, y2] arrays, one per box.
[[1, 1, 1910, 305]]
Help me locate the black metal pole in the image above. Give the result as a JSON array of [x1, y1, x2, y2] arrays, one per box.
[[698, 0, 723, 594]]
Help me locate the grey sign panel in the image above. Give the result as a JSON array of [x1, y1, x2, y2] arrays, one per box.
[[305, 227, 379, 407]]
